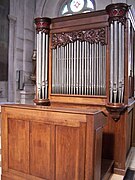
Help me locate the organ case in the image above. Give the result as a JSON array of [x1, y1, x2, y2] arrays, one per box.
[[33, 3, 135, 175]]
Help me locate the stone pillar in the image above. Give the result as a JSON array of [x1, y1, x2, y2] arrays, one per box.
[[8, 15, 17, 102], [20, 0, 36, 104]]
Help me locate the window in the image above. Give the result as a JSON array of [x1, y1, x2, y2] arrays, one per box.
[[60, 0, 95, 16]]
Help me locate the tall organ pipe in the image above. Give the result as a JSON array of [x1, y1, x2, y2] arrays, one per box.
[[34, 17, 51, 105]]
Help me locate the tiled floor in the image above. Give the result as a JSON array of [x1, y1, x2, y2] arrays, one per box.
[[110, 174, 124, 180]]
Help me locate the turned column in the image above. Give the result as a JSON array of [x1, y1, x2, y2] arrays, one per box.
[[34, 17, 51, 106], [106, 3, 129, 121]]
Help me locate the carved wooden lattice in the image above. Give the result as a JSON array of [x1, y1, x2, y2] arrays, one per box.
[[51, 28, 107, 49]]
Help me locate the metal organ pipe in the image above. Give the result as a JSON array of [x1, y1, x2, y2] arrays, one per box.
[[110, 23, 114, 103], [103, 44, 106, 95], [38, 31, 42, 98], [76, 40, 79, 95], [42, 32, 45, 99], [121, 24, 125, 102], [79, 41, 82, 95], [36, 33, 39, 99], [86, 42, 89, 95]]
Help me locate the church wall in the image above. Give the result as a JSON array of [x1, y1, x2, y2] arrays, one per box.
[[40, 0, 135, 17], [8, 0, 36, 103]]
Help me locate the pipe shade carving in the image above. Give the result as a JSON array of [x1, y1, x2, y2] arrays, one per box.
[[51, 28, 107, 49]]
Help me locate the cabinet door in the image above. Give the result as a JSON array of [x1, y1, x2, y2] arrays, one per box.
[[8, 118, 29, 173], [29, 121, 86, 180], [55, 123, 86, 180], [30, 122, 51, 179]]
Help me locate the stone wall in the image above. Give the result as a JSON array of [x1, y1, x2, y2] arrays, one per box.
[[8, 0, 36, 104]]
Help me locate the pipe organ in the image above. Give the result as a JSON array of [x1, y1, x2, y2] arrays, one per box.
[[1, 3, 135, 180], [33, 2, 135, 175]]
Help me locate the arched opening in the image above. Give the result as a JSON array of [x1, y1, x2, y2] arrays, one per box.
[[59, 0, 95, 16]]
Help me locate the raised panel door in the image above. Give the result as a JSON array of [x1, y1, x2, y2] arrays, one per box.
[[8, 118, 29, 173], [55, 123, 86, 180], [30, 122, 51, 179]]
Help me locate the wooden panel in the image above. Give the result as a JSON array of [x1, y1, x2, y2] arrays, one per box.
[[132, 106, 135, 146], [94, 127, 103, 179], [126, 110, 133, 154], [55, 125, 85, 180], [2, 104, 106, 180], [8, 118, 29, 173], [30, 122, 51, 179]]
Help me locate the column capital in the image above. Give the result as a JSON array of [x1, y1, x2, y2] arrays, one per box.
[[8, 14, 17, 22], [34, 17, 51, 33], [106, 3, 129, 25]]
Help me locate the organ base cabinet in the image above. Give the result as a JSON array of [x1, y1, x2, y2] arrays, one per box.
[[1, 104, 106, 180]]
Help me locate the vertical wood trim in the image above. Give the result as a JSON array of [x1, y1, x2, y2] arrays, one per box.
[[78, 122, 86, 180], [50, 125, 56, 180], [132, 106, 135, 146], [1, 107, 8, 172], [94, 127, 102, 180], [26, 121, 30, 174], [85, 115, 94, 180]]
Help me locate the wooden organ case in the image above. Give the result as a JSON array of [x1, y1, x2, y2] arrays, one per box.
[[1, 3, 135, 180]]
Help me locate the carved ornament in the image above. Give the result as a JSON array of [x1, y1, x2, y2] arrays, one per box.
[[34, 17, 51, 33], [106, 103, 127, 121], [106, 3, 129, 26], [52, 28, 106, 49]]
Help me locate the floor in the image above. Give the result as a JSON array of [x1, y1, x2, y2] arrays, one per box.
[[110, 147, 135, 180]]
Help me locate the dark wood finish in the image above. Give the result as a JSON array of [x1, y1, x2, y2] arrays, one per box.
[[132, 105, 135, 147], [101, 159, 114, 180], [1, 104, 106, 180]]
